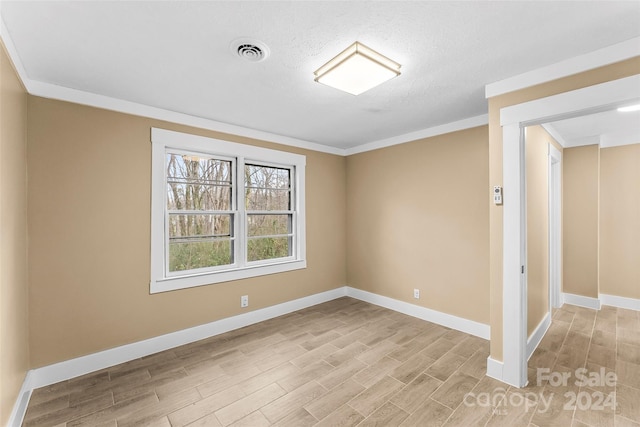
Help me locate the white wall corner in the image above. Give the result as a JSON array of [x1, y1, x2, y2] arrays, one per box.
[[526, 313, 551, 360], [600, 294, 640, 311], [345, 287, 490, 340], [486, 357, 504, 382], [562, 292, 601, 310]]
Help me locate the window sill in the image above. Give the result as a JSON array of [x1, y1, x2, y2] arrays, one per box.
[[150, 259, 307, 294]]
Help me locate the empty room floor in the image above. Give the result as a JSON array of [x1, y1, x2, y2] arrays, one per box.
[[22, 297, 640, 426]]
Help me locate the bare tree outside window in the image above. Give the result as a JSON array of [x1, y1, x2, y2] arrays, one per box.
[[166, 153, 234, 271], [165, 155, 295, 271], [245, 164, 293, 262], [151, 128, 306, 292]]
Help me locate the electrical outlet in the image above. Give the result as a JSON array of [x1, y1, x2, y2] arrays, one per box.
[[413, 289, 420, 299], [241, 295, 249, 308]]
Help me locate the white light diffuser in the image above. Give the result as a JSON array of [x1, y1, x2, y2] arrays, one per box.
[[314, 42, 401, 95]]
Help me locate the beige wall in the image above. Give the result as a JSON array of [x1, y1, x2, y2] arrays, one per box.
[[0, 43, 29, 425], [599, 143, 640, 299], [525, 125, 556, 335], [563, 145, 599, 298], [563, 143, 640, 300], [27, 96, 347, 368], [4, 41, 637, 412], [488, 56, 640, 361], [346, 126, 490, 324]]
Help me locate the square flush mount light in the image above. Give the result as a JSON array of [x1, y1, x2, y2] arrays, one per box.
[[314, 42, 401, 95]]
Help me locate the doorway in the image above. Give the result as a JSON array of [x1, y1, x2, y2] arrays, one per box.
[[499, 74, 640, 387]]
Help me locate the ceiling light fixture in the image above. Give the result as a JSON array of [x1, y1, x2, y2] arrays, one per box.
[[314, 42, 401, 95], [617, 103, 640, 112]]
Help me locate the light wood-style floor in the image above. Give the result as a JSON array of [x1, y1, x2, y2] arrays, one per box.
[[22, 297, 640, 427]]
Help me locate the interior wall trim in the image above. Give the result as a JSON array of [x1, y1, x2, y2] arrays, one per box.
[[30, 80, 347, 156], [562, 293, 640, 312], [343, 115, 489, 156], [526, 313, 552, 360], [11, 285, 493, 426], [0, 20, 486, 159], [485, 37, 640, 98], [27, 287, 348, 391], [345, 287, 491, 339], [6, 371, 32, 427], [599, 293, 640, 311], [562, 292, 602, 310], [486, 357, 505, 383], [17, 289, 630, 421], [28, 286, 491, 392], [541, 124, 569, 148]]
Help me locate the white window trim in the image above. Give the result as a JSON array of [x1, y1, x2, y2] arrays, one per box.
[[150, 128, 306, 293]]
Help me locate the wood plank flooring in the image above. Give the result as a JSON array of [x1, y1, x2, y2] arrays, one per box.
[[23, 297, 640, 426]]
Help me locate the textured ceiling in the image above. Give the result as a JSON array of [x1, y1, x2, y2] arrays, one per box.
[[2, 1, 640, 149]]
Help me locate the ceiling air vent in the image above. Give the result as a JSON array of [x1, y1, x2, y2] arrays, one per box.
[[230, 38, 270, 62]]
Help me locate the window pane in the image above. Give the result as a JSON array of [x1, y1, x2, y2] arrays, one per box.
[[245, 188, 290, 211], [168, 214, 231, 238], [167, 183, 231, 211], [168, 214, 233, 271], [245, 164, 291, 210], [167, 153, 232, 210], [248, 214, 291, 236], [247, 237, 291, 262], [245, 164, 290, 189], [169, 239, 233, 272]]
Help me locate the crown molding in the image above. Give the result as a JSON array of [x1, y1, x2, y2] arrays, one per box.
[[1, 17, 33, 93], [344, 114, 489, 156], [600, 132, 640, 149], [0, 17, 504, 158], [486, 37, 640, 99], [1, 18, 347, 156], [28, 79, 347, 155], [541, 123, 568, 148]]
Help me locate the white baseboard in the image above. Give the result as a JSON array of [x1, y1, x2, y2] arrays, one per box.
[[600, 294, 640, 311], [486, 356, 504, 382], [28, 287, 347, 390], [345, 287, 490, 340], [527, 312, 551, 360], [562, 292, 640, 312], [7, 371, 32, 427], [14, 285, 492, 426], [562, 292, 601, 310]]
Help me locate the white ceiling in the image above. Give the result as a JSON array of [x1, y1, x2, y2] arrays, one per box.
[[2, 1, 640, 150], [547, 108, 640, 148]]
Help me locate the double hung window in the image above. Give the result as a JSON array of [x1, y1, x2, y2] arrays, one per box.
[[151, 128, 306, 293]]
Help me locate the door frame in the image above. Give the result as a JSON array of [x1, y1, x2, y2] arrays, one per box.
[[499, 74, 640, 388], [548, 144, 562, 310]]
